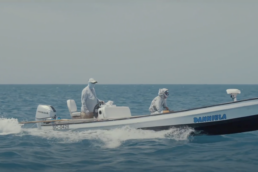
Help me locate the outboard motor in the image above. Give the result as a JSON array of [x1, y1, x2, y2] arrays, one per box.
[[226, 89, 241, 101], [35, 105, 56, 129]]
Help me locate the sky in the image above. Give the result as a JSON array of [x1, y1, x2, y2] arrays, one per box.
[[0, 0, 258, 84]]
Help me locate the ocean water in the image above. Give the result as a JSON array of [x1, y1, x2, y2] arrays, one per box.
[[1, 84, 258, 172]]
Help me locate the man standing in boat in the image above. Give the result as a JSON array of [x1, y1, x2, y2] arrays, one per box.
[[81, 78, 103, 118], [149, 88, 171, 115]]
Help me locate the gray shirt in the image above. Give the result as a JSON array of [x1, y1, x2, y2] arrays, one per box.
[[81, 86, 98, 113], [149, 96, 168, 114]]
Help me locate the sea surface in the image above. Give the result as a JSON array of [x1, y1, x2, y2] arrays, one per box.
[[1, 84, 258, 172]]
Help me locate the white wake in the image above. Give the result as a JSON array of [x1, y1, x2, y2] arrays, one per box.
[[0, 118, 194, 148], [0, 118, 22, 135]]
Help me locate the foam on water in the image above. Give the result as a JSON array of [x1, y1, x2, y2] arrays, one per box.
[[0, 118, 193, 148], [0, 118, 22, 135], [22, 126, 193, 148]]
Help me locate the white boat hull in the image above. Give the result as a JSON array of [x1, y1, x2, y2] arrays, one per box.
[[40, 98, 258, 135]]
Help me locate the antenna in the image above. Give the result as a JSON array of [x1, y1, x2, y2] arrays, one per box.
[[226, 89, 241, 101]]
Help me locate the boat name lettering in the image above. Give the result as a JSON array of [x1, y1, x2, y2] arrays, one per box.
[[194, 114, 226, 123], [37, 111, 48, 114], [52, 124, 69, 130]]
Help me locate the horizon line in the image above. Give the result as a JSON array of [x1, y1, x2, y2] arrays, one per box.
[[0, 84, 258, 85]]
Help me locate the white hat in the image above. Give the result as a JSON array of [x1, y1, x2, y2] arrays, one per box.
[[89, 78, 97, 84]]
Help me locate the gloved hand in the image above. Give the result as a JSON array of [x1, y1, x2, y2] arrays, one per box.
[[99, 100, 105, 105]]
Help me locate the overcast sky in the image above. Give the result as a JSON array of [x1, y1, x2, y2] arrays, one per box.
[[0, 0, 257, 84]]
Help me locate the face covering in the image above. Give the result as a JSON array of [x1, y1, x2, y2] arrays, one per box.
[[158, 88, 169, 99], [164, 91, 169, 98], [89, 82, 95, 89]]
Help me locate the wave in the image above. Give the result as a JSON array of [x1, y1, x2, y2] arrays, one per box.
[[0, 118, 194, 148], [0, 118, 22, 135], [23, 126, 194, 148]]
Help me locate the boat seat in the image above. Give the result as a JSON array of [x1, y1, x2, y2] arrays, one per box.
[[71, 112, 81, 117], [67, 99, 81, 117]]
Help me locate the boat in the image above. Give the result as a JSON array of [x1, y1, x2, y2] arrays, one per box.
[[19, 89, 258, 135]]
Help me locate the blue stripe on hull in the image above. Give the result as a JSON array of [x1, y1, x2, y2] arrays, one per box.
[[141, 114, 258, 135]]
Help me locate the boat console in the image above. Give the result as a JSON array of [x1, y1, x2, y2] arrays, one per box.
[[98, 101, 131, 119]]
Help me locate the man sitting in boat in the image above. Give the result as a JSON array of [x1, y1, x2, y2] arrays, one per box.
[[80, 78, 103, 119], [149, 88, 171, 115]]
